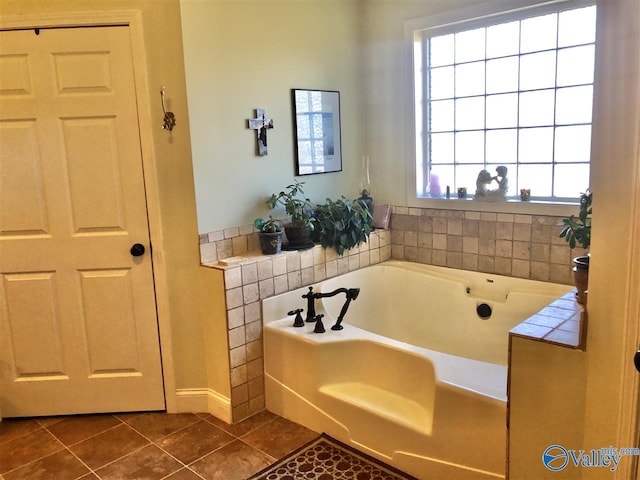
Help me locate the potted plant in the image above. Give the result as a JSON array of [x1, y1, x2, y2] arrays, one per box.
[[558, 189, 592, 304], [254, 216, 283, 255], [267, 180, 316, 249], [313, 196, 373, 256]]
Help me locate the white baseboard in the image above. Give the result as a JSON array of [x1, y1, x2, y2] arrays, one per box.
[[172, 388, 232, 424]]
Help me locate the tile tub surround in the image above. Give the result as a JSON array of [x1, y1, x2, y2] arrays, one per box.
[[201, 230, 391, 423], [388, 206, 586, 285], [198, 206, 584, 423]]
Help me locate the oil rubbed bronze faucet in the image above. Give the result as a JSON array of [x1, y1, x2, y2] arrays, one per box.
[[301, 286, 360, 331]]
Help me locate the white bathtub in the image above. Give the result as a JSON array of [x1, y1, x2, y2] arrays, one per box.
[[262, 260, 572, 479]]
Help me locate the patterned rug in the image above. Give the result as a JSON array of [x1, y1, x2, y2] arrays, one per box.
[[247, 433, 418, 480]]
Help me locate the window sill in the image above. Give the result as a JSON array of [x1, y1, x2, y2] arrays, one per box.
[[406, 196, 578, 216]]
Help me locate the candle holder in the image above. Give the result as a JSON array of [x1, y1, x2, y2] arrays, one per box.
[[520, 189, 531, 201]]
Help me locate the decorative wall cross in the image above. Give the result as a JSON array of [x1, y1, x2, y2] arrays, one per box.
[[247, 108, 274, 156]]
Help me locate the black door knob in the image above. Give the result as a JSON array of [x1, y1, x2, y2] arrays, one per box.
[[130, 243, 146, 257], [634, 350, 640, 373]]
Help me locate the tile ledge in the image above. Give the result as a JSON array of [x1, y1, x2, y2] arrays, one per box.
[[201, 249, 286, 270], [509, 289, 586, 351]]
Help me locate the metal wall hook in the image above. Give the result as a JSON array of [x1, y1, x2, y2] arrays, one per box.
[[160, 85, 176, 132]]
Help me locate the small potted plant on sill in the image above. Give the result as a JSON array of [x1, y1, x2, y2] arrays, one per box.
[[312, 196, 373, 256], [254, 216, 283, 255], [558, 189, 592, 304], [267, 180, 316, 249]]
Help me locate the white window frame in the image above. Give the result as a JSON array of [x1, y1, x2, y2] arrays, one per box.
[[404, 0, 596, 215]]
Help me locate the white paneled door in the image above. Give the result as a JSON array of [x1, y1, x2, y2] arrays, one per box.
[[0, 26, 165, 416]]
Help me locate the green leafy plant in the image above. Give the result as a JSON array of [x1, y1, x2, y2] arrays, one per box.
[[267, 180, 315, 230], [254, 215, 282, 233], [313, 196, 373, 255], [559, 190, 592, 249]]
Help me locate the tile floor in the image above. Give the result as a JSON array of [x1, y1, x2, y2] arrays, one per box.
[[0, 410, 318, 480]]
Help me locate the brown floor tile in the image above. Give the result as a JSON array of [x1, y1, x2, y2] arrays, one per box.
[[201, 409, 277, 437], [123, 412, 200, 441], [163, 468, 204, 480], [0, 419, 42, 444], [35, 416, 70, 428], [156, 420, 234, 465], [0, 428, 63, 474], [46, 414, 122, 446], [190, 439, 274, 480], [95, 444, 183, 480], [3, 449, 90, 480], [113, 412, 146, 422], [68, 424, 149, 470], [240, 416, 318, 459]]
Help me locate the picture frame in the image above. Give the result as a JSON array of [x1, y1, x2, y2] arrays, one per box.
[[291, 89, 342, 175]]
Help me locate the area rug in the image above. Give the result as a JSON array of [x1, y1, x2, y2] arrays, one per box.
[[247, 433, 418, 480]]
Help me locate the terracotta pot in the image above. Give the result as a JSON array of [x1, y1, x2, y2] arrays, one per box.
[[572, 254, 589, 305]]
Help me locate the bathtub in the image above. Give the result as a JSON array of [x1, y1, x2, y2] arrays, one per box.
[[262, 260, 572, 479]]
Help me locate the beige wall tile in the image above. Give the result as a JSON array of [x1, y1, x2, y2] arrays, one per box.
[[245, 302, 261, 323], [513, 241, 530, 260], [418, 248, 432, 264], [462, 253, 478, 271], [433, 233, 447, 250], [241, 263, 258, 284], [257, 259, 273, 281], [228, 307, 244, 329], [272, 255, 287, 276], [228, 326, 246, 349], [513, 223, 531, 242], [496, 222, 514, 240], [232, 235, 248, 255], [287, 270, 302, 290], [463, 236, 479, 254], [224, 267, 242, 289], [531, 243, 550, 262], [243, 283, 259, 304], [447, 218, 463, 235], [229, 346, 246, 368], [512, 259, 530, 279], [463, 219, 479, 237]]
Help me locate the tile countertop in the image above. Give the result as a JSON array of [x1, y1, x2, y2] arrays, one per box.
[[509, 289, 586, 350]]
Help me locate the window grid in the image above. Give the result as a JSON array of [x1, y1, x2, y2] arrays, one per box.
[[423, 6, 595, 201]]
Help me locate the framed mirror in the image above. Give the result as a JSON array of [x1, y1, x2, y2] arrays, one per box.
[[292, 89, 342, 175]]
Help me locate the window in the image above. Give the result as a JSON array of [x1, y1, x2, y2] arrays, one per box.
[[412, 1, 596, 202]]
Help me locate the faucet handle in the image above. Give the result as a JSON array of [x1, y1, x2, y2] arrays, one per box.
[[288, 309, 305, 327], [313, 314, 326, 334]]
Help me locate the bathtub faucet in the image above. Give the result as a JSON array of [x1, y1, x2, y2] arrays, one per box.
[[311, 287, 360, 331]]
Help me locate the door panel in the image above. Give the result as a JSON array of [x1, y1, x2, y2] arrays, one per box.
[[0, 120, 49, 236], [3, 272, 65, 378], [0, 26, 164, 416]]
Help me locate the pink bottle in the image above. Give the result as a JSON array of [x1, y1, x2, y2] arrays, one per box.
[[429, 173, 441, 197]]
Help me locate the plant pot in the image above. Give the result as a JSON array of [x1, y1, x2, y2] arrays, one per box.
[[572, 254, 589, 305], [258, 231, 283, 255], [284, 223, 312, 249]]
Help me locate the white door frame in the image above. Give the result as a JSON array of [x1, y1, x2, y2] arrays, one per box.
[[0, 10, 177, 412]]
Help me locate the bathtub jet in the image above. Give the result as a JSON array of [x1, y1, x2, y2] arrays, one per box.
[[302, 285, 360, 331]]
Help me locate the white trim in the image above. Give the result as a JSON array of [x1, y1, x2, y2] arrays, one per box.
[[404, 0, 596, 215], [405, 0, 594, 38], [618, 61, 640, 480], [174, 388, 232, 424], [0, 10, 178, 414]]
